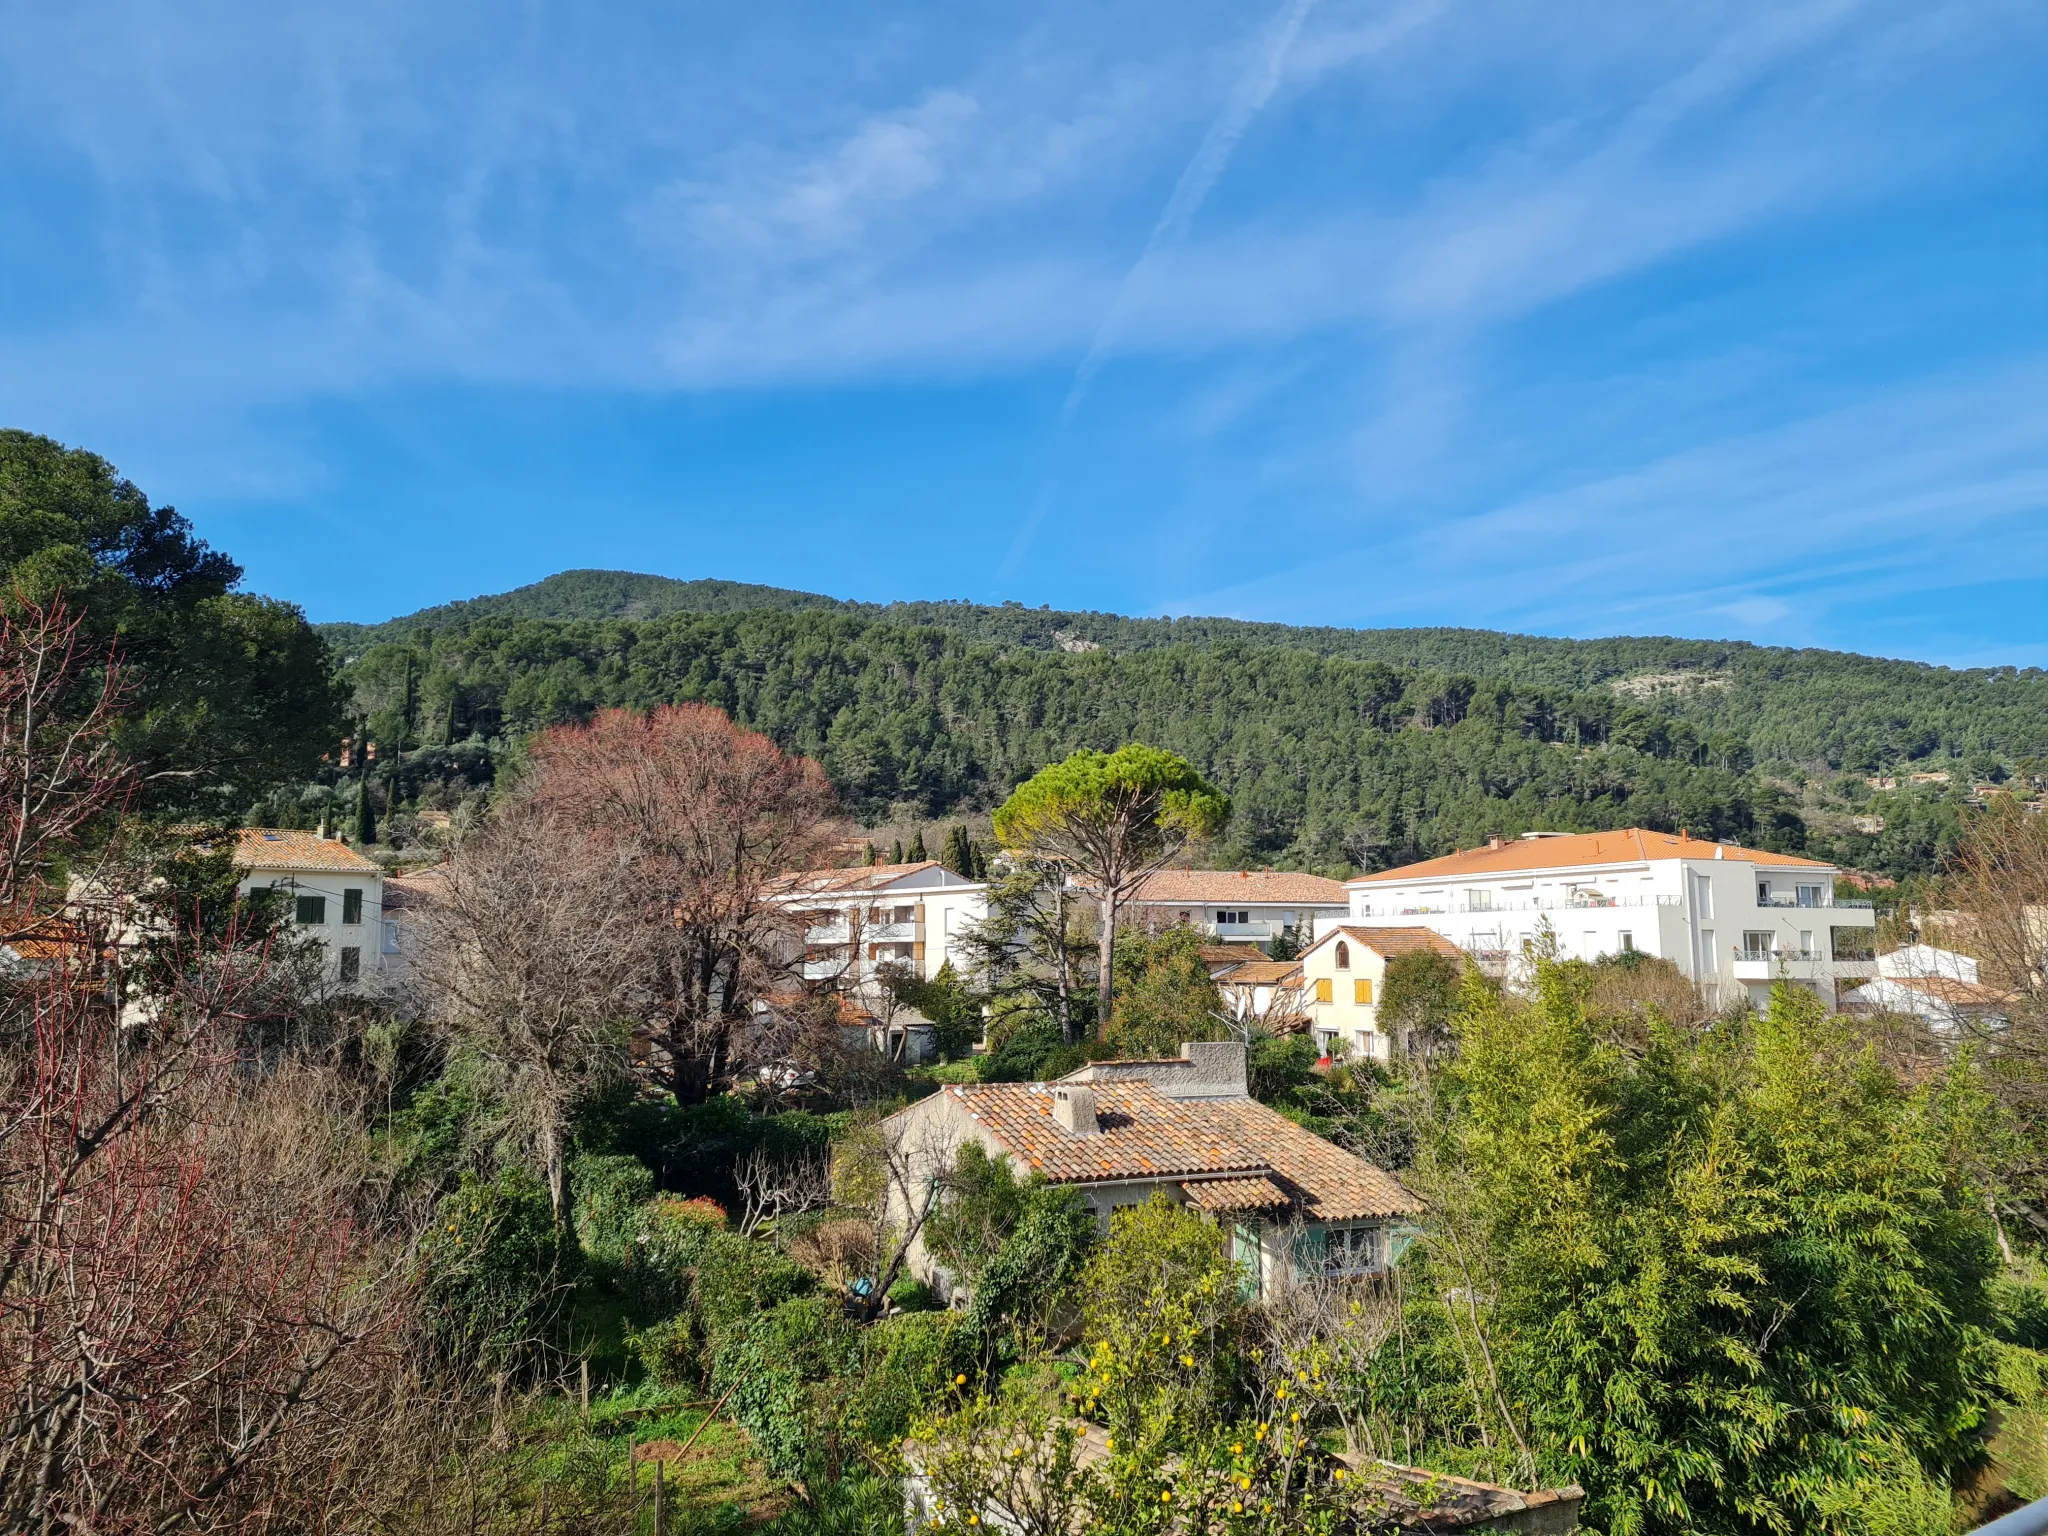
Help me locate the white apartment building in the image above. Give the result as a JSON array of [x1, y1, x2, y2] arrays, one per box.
[[231, 828, 387, 992], [1337, 828, 1877, 1009], [773, 860, 988, 993], [1118, 869, 1349, 946]]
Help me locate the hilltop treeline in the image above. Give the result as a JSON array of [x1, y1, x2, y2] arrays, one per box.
[[323, 570, 2048, 776], [320, 609, 1816, 874]]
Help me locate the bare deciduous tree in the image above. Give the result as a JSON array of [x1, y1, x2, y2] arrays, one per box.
[[0, 592, 130, 910], [415, 799, 643, 1223], [734, 1145, 832, 1239], [522, 704, 843, 1102]]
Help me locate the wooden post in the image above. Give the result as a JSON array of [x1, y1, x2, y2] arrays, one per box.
[[627, 1435, 636, 1496], [579, 1360, 590, 1420], [539, 1483, 549, 1532], [653, 1458, 665, 1536]]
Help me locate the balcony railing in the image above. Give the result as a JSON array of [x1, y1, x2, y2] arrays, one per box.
[[1734, 947, 1818, 963], [1360, 894, 1682, 917]]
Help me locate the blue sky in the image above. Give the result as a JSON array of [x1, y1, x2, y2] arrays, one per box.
[[2, 0, 2043, 665]]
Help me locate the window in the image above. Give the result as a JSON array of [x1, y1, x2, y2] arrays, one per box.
[[1619, 930, 1635, 951], [295, 894, 326, 925], [1334, 942, 1350, 971], [1215, 909, 1249, 926], [1353, 978, 1374, 1006], [381, 919, 401, 955], [1741, 930, 1775, 959], [1298, 1225, 1380, 1278], [1465, 888, 1492, 912], [1758, 882, 1771, 904], [1314, 978, 1332, 1004], [342, 887, 363, 925], [1798, 929, 1814, 958], [338, 947, 361, 984], [1691, 871, 1715, 919], [1796, 885, 1822, 908]]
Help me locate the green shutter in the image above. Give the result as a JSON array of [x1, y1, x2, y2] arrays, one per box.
[[1291, 1227, 1327, 1279]]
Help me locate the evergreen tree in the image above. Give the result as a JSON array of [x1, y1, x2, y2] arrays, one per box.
[[907, 828, 927, 862], [863, 840, 877, 866], [941, 823, 974, 876], [889, 839, 904, 865], [355, 769, 376, 846]]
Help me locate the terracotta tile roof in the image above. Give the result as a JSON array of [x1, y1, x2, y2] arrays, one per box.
[[1194, 1098, 1424, 1221], [1198, 943, 1269, 966], [1302, 926, 1467, 963], [382, 865, 450, 910], [917, 1077, 1422, 1221], [940, 1082, 1269, 1182], [0, 912, 94, 962], [1217, 960, 1303, 986], [227, 829, 381, 876], [1182, 1175, 1292, 1212], [771, 861, 955, 897], [1125, 869, 1351, 906], [1350, 828, 1836, 884]]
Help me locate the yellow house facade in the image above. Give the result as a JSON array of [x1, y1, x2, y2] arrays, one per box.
[[1297, 925, 1465, 1062]]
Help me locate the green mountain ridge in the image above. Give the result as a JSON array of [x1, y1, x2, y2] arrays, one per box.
[[285, 570, 2046, 881]]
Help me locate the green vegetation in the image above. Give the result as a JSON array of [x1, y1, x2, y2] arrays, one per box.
[[312, 585, 2044, 877], [0, 429, 342, 812]]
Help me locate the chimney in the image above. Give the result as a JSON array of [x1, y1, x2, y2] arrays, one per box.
[[1177, 1041, 1249, 1099], [1487, 836, 1503, 850], [1714, 844, 1724, 860], [1050, 1086, 1098, 1136]]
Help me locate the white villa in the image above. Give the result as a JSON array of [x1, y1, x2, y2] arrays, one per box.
[[1337, 828, 1878, 1009], [229, 829, 387, 992], [1116, 868, 1349, 946], [1846, 943, 2015, 1034]]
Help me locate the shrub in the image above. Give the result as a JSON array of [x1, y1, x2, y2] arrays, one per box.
[[631, 1312, 705, 1388], [846, 1310, 959, 1448], [422, 1166, 572, 1371], [570, 1151, 654, 1269], [694, 1229, 814, 1338], [887, 1276, 939, 1313], [1104, 927, 1226, 1059], [958, 1185, 1094, 1369], [787, 1217, 879, 1294], [712, 1296, 861, 1478], [977, 1023, 1088, 1084], [923, 1142, 1030, 1284]]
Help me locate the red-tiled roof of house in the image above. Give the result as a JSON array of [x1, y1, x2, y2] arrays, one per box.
[[771, 861, 955, 897], [906, 1075, 1421, 1221], [1124, 870, 1351, 905], [1302, 926, 1467, 962], [1194, 1097, 1424, 1221], [227, 828, 381, 875], [1181, 1175, 1292, 1212], [936, 1081, 1270, 1182], [1868, 976, 2017, 1009], [1216, 960, 1303, 986], [1350, 828, 1835, 884]]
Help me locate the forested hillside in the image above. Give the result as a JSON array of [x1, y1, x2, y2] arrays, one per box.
[[282, 604, 1983, 878], [323, 569, 2048, 773]]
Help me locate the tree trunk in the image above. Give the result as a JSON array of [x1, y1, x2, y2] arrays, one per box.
[[543, 1118, 567, 1228], [1096, 888, 1118, 1041], [1054, 882, 1076, 1046]]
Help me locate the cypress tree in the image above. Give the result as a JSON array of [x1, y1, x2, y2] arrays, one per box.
[[863, 840, 878, 866], [890, 839, 904, 865], [907, 828, 928, 862], [941, 823, 973, 876], [355, 768, 377, 846]]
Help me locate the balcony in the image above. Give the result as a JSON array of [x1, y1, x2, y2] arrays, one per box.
[[1732, 947, 1822, 981], [864, 921, 922, 943]]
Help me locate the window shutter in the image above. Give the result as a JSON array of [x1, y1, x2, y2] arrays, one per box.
[[1315, 978, 1332, 1005], [1354, 979, 1373, 1005]]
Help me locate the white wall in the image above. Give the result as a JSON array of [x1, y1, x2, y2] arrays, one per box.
[[241, 866, 385, 991], [1343, 853, 1875, 1006]]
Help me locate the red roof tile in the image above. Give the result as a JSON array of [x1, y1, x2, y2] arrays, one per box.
[[1350, 828, 1835, 884]]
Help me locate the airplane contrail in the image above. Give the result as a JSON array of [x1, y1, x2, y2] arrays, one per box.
[[996, 0, 1322, 585]]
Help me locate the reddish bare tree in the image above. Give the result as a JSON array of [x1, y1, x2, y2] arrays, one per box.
[[522, 704, 843, 1102], [0, 592, 131, 910], [412, 798, 644, 1222], [0, 919, 416, 1534]]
